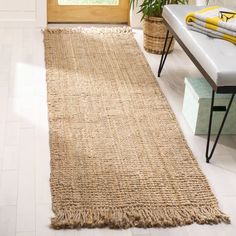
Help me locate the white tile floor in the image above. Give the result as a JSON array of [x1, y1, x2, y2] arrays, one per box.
[[0, 27, 235, 236]]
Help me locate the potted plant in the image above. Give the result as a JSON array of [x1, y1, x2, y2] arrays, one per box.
[[130, 0, 188, 54]]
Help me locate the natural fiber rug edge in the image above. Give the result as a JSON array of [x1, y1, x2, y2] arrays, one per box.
[[51, 206, 229, 229], [43, 27, 230, 229]]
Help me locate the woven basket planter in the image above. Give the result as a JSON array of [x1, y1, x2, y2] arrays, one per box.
[[143, 16, 175, 54]]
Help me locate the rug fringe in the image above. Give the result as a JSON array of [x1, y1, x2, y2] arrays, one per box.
[[43, 27, 132, 35], [51, 206, 230, 229]]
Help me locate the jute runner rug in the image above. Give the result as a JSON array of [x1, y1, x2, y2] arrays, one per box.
[[43, 27, 229, 229]]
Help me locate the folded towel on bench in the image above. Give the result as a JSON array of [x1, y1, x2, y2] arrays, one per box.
[[186, 6, 236, 44]]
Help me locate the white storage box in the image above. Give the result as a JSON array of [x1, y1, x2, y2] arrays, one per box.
[[182, 77, 236, 135]]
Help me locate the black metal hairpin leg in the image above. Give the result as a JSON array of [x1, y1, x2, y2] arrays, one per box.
[[206, 90, 235, 163], [158, 30, 174, 77]]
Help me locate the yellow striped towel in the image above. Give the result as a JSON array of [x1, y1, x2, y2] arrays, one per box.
[[186, 6, 236, 44]]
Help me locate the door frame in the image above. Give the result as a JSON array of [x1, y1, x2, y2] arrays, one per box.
[[37, 0, 142, 28], [37, 0, 47, 27], [47, 0, 129, 23]]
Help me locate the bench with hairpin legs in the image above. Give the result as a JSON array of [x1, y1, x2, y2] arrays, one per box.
[[158, 5, 236, 163]]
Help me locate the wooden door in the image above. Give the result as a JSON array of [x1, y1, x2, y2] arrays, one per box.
[[48, 0, 129, 23]]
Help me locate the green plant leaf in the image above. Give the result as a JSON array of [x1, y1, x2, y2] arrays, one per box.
[[130, 0, 188, 20]]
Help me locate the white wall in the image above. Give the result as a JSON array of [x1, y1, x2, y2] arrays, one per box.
[[196, 0, 236, 7], [216, 0, 236, 8], [0, 0, 46, 27], [130, 0, 142, 28]]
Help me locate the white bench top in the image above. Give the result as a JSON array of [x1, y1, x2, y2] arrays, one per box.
[[163, 5, 236, 87]]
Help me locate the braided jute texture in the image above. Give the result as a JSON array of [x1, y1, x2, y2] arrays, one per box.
[[43, 27, 230, 229]]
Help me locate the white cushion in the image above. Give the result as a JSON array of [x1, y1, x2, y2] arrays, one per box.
[[163, 5, 236, 87]]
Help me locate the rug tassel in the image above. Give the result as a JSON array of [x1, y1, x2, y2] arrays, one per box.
[[51, 206, 230, 229]]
